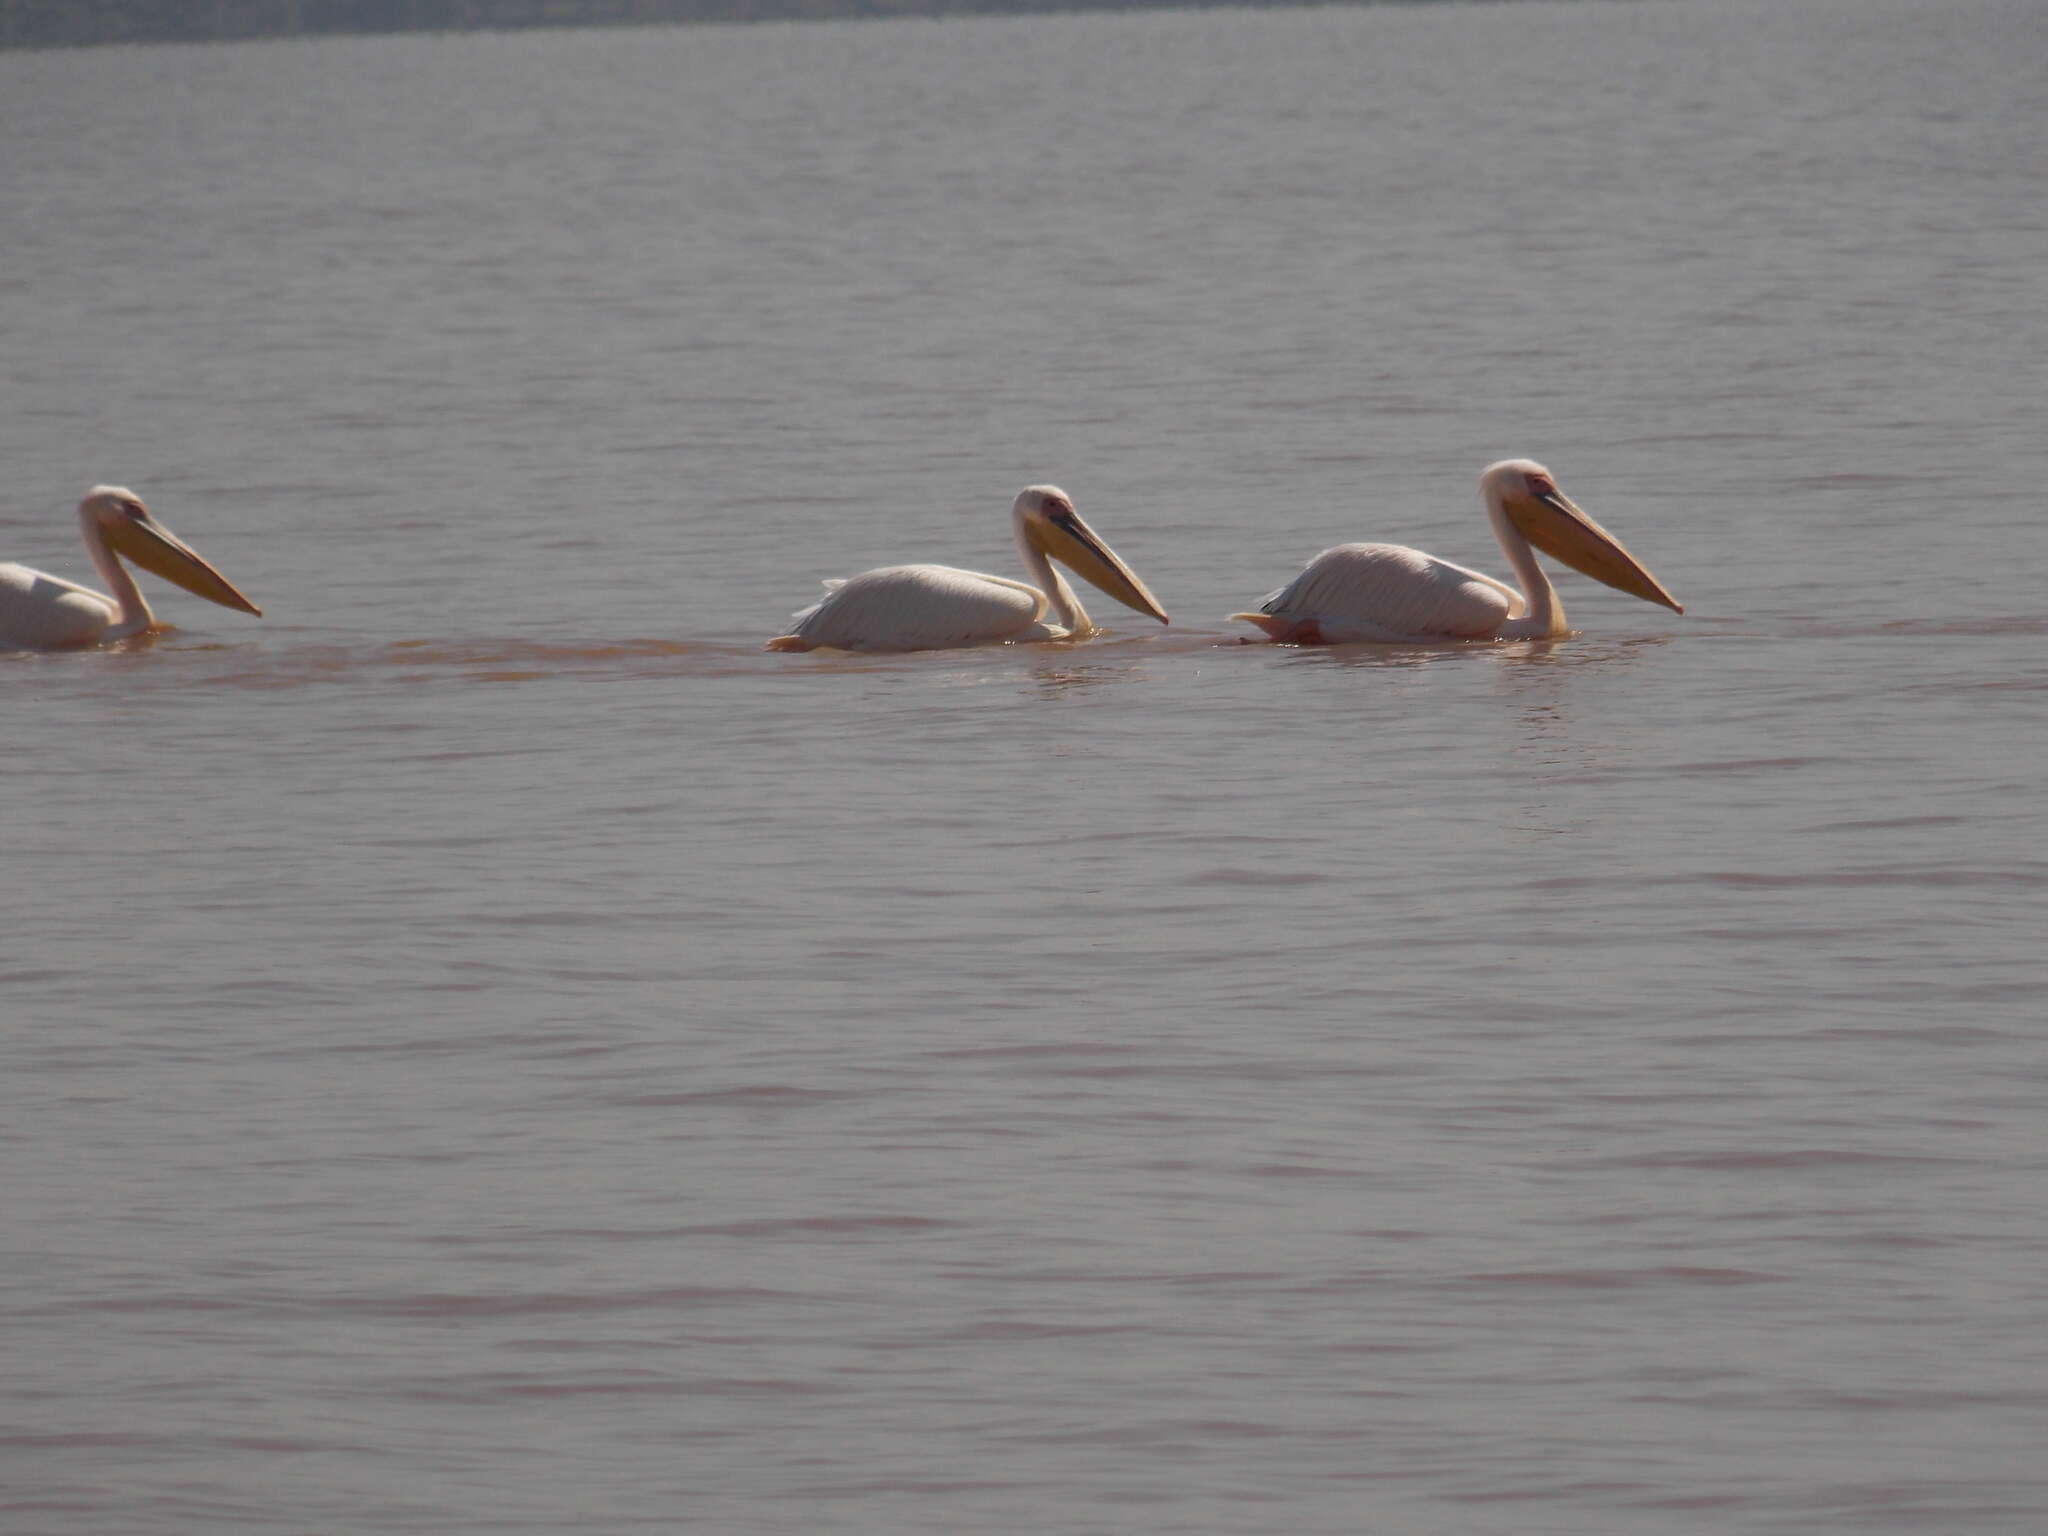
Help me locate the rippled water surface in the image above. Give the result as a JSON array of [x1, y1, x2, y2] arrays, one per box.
[[4, 0, 2046, 1530]]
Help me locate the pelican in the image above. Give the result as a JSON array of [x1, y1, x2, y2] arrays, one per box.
[[1231, 459, 1681, 644], [0, 486, 262, 650], [767, 485, 1169, 652]]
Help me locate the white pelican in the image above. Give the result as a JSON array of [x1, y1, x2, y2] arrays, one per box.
[[1232, 459, 1681, 644], [767, 485, 1169, 653], [0, 486, 262, 650]]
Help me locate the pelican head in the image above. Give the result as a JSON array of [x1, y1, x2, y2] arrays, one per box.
[[1013, 485, 1169, 625], [82, 486, 263, 617], [1482, 460, 1682, 613]]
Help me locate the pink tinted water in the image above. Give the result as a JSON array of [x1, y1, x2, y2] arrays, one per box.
[[4, 0, 2047, 1530]]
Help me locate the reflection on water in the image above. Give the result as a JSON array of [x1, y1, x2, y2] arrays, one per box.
[[1488, 638, 1660, 841], [384, 637, 713, 665], [1490, 637, 1671, 691], [1503, 702, 1608, 843], [1027, 659, 1147, 697], [1281, 641, 1474, 668]]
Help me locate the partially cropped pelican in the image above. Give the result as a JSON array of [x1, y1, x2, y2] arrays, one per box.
[[1232, 459, 1681, 644], [0, 486, 262, 650], [767, 485, 1169, 653]]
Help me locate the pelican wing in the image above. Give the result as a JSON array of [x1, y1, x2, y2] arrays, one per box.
[[778, 564, 1047, 652], [1247, 543, 1513, 642], [0, 563, 119, 650]]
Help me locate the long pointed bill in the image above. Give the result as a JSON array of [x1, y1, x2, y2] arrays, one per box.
[[1035, 512, 1170, 625], [1508, 492, 1683, 613], [105, 516, 264, 616]]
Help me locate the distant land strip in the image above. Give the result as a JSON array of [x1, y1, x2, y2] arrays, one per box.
[[3, 0, 1491, 50]]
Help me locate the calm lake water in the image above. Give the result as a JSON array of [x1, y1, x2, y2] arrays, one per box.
[[4, 0, 2046, 1529]]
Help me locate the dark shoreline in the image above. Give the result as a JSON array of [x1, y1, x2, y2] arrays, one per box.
[[4, 0, 1487, 53]]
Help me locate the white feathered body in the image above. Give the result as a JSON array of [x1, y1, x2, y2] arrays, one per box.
[[777, 563, 1075, 652], [0, 563, 125, 649], [1244, 542, 1524, 643]]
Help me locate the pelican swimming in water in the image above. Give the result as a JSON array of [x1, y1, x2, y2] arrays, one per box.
[[0, 486, 262, 651], [1232, 459, 1681, 644], [767, 485, 1169, 653]]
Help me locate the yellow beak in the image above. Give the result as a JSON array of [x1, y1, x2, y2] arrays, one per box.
[[105, 514, 263, 616], [1508, 492, 1682, 613], [1031, 511, 1170, 625]]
